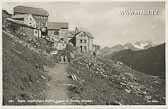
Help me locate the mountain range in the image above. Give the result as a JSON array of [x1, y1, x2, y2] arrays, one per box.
[[98, 41, 154, 56], [106, 43, 165, 78], [124, 41, 154, 51]]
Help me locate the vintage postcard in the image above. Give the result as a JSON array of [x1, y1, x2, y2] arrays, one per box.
[[1, 0, 166, 107]]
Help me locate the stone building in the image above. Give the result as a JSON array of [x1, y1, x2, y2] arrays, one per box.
[[12, 14, 37, 28], [13, 6, 49, 29], [6, 18, 39, 39], [46, 22, 69, 42], [5, 5, 50, 39], [9, 13, 42, 38], [69, 27, 94, 53]]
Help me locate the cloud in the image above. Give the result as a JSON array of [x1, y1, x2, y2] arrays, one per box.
[[3, 2, 165, 47]]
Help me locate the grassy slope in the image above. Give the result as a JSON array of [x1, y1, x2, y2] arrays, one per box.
[[107, 44, 165, 78], [3, 32, 54, 105], [67, 56, 165, 105]]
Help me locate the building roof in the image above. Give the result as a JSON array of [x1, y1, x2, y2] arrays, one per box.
[[77, 31, 93, 39], [14, 6, 49, 16], [7, 18, 25, 25], [72, 27, 94, 39], [73, 31, 94, 39], [2, 10, 12, 16], [70, 31, 94, 39], [84, 31, 94, 39], [46, 22, 69, 29], [12, 14, 29, 19]]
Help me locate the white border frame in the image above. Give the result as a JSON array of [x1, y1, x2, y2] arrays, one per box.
[[0, 0, 167, 108]]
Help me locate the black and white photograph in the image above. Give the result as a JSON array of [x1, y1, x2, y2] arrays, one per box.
[[2, 0, 166, 106]]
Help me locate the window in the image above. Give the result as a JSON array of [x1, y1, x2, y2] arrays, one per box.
[[35, 30, 38, 34], [42, 23, 45, 26], [60, 38, 64, 41], [54, 29, 59, 35], [30, 18, 32, 21], [84, 40, 87, 43], [81, 33, 85, 37], [80, 33, 84, 37], [34, 30, 38, 37], [80, 40, 82, 43], [84, 46, 87, 52], [80, 46, 82, 52]]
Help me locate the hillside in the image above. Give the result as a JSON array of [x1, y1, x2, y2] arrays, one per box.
[[3, 32, 54, 105], [107, 43, 165, 78], [99, 41, 154, 57], [2, 31, 165, 105], [67, 56, 165, 105]]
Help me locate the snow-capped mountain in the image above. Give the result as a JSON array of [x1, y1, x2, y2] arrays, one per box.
[[108, 43, 165, 78], [124, 41, 154, 50], [99, 41, 154, 56]]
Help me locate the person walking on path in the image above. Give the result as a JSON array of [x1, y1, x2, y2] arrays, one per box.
[[92, 51, 97, 64], [65, 42, 74, 64], [57, 39, 67, 64]]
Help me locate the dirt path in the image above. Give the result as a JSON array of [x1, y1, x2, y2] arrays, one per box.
[[44, 63, 71, 105]]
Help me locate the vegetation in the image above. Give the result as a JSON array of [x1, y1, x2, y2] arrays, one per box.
[[67, 56, 165, 105], [107, 44, 165, 79], [3, 31, 165, 105], [3, 32, 54, 105]]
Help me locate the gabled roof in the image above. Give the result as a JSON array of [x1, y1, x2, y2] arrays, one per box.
[[14, 6, 49, 16], [70, 28, 93, 39], [12, 14, 29, 19], [72, 27, 94, 39], [7, 18, 25, 25], [46, 22, 69, 29], [84, 31, 94, 39], [78, 31, 94, 39], [6, 18, 36, 29]]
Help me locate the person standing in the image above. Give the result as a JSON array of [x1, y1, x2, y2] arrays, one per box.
[[66, 42, 74, 63], [93, 51, 97, 64], [57, 39, 66, 64]]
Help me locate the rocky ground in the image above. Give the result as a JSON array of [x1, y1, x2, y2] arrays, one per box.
[[67, 55, 165, 105]]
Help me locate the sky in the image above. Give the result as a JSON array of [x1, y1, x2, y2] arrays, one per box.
[[2, 1, 165, 47]]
